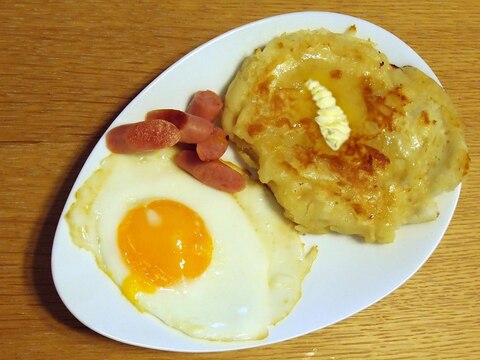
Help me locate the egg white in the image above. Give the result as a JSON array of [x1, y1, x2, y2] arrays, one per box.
[[66, 147, 316, 341]]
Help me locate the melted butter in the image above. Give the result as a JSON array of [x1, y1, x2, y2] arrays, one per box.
[[274, 58, 368, 134], [261, 57, 396, 229]]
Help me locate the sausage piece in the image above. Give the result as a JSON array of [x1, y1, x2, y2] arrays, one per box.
[[146, 109, 213, 144], [196, 127, 228, 161], [186, 90, 223, 122], [175, 150, 245, 193], [106, 119, 180, 153]]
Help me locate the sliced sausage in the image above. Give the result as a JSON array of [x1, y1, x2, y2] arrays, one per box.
[[196, 127, 228, 161], [186, 90, 223, 122], [146, 109, 213, 144], [175, 150, 245, 193], [106, 119, 180, 153]]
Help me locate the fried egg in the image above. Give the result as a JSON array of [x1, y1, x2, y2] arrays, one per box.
[[66, 147, 317, 341]]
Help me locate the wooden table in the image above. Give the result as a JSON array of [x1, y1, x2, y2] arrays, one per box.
[[1, 1, 479, 358]]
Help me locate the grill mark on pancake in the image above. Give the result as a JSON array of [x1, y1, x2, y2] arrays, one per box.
[[272, 92, 286, 113], [274, 117, 290, 128], [258, 79, 271, 95], [362, 77, 409, 132], [247, 123, 266, 137], [292, 140, 393, 225], [271, 88, 304, 115], [344, 142, 391, 173], [294, 144, 316, 169], [420, 110, 435, 125], [352, 203, 363, 215], [330, 69, 343, 79], [294, 139, 390, 184]]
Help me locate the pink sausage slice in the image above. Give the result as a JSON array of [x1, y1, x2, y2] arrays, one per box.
[[186, 90, 223, 122], [146, 109, 213, 144], [106, 119, 180, 153], [175, 150, 245, 193], [196, 127, 228, 161]]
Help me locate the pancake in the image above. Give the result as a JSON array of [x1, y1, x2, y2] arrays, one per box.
[[222, 27, 469, 242]]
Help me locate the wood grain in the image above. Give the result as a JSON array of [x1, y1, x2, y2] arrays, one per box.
[[1, 1, 479, 358]]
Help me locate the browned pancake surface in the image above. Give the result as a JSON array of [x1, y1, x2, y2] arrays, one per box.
[[222, 29, 469, 242]]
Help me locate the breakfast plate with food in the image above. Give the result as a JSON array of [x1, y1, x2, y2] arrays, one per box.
[[51, 11, 468, 352]]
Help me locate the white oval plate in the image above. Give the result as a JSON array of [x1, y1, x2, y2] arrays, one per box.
[[52, 11, 461, 352]]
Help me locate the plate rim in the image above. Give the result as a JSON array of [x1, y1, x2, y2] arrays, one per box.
[[51, 10, 460, 353]]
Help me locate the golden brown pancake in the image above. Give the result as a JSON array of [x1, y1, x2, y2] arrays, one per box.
[[222, 28, 469, 242]]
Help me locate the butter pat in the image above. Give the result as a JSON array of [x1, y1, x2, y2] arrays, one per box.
[[305, 79, 351, 150]]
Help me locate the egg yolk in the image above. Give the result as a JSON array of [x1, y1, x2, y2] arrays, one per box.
[[118, 200, 213, 304]]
